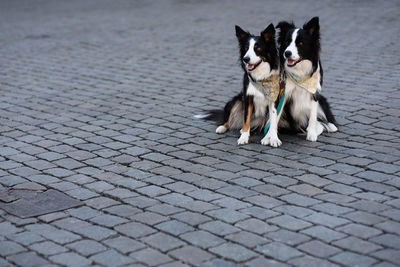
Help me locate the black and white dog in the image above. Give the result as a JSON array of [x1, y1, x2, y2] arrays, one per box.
[[277, 17, 337, 141], [199, 24, 284, 147]]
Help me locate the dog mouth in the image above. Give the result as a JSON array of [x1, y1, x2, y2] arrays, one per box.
[[287, 58, 302, 67], [246, 60, 261, 71]]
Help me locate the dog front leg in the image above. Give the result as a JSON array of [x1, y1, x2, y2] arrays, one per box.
[[237, 97, 253, 145], [216, 122, 229, 134], [261, 100, 282, 147], [306, 99, 323, 141]]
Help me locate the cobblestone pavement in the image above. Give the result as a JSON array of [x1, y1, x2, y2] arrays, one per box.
[[0, 0, 399, 266]]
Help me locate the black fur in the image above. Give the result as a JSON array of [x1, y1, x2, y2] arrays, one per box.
[[277, 17, 337, 132], [202, 24, 279, 130]]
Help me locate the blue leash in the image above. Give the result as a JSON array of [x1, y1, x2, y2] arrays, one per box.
[[264, 88, 285, 136]]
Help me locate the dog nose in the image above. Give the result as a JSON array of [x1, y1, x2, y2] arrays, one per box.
[[284, 50, 292, 58], [243, 56, 250, 63]]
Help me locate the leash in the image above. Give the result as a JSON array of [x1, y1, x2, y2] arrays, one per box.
[[264, 80, 286, 136]]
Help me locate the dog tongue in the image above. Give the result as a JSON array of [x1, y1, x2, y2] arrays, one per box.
[[288, 59, 296, 65], [247, 64, 255, 70]]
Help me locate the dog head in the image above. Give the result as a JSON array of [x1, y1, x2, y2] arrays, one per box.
[[235, 24, 279, 79], [277, 17, 320, 73]]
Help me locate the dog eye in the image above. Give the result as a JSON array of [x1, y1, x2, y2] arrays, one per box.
[[298, 41, 303, 46]]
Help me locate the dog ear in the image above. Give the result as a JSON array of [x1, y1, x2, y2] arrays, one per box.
[[276, 21, 295, 45], [303, 17, 319, 36], [261, 23, 275, 42], [235, 25, 249, 42]]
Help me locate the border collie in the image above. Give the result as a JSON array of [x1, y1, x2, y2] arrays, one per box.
[[198, 24, 284, 147], [277, 17, 337, 141]]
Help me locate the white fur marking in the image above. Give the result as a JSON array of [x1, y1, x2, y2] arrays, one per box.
[[194, 114, 208, 119], [261, 100, 282, 147], [244, 39, 259, 65], [306, 100, 319, 141], [216, 125, 228, 134], [237, 130, 250, 145], [285, 29, 300, 60]]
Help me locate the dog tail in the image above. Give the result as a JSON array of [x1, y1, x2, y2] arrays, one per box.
[[194, 110, 225, 124]]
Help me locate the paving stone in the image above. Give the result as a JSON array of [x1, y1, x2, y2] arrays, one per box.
[[333, 236, 382, 254], [169, 246, 214, 265], [376, 220, 400, 234], [136, 185, 170, 197], [0, 240, 26, 256], [7, 252, 49, 267], [268, 215, 312, 231], [288, 184, 325, 196], [243, 195, 283, 209], [131, 211, 168, 225], [199, 221, 240, 236], [256, 242, 303, 261], [90, 214, 128, 227], [372, 249, 400, 265], [155, 220, 193, 236], [266, 229, 310, 246], [104, 236, 146, 254], [273, 205, 315, 218], [304, 212, 349, 228], [142, 232, 184, 252], [370, 234, 400, 249], [130, 248, 172, 266], [85, 196, 120, 209], [115, 222, 156, 238], [336, 223, 382, 239], [210, 242, 258, 262], [279, 193, 321, 207], [29, 241, 68, 255], [205, 208, 250, 224], [49, 252, 92, 266], [180, 230, 223, 249], [311, 203, 354, 215], [288, 255, 339, 267], [297, 240, 341, 258], [147, 203, 184, 216], [8, 231, 45, 246], [0, 222, 22, 236], [246, 257, 289, 267], [171, 211, 211, 226], [90, 249, 135, 267], [66, 240, 107, 256], [343, 211, 386, 225], [235, 218, 278, 234], [226, 231, 269, 248], [330, 252, 377, 267], [68, 206, 101, 220], [301, 226, 347, 243]]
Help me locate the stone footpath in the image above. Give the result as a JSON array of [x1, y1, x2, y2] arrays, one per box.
[[0, 0, 399, 266]]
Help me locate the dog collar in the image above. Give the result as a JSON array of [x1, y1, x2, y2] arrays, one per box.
[[249, 74, 281, 101], [286, 65, 319, 94]]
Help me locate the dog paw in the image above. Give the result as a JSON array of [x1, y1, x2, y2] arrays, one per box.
[[216, 125, 228, 134], [237, 132, 249, 145], [261, 135, 281, 147], [306, 130, 318, 142], [326, 123, 338, 133], [269, 136, 282, 147]]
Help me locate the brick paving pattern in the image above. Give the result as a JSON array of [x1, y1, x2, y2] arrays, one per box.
[[0, 0, 399, 266]]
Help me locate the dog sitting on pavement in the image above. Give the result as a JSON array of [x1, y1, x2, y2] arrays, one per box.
[[276, 17, 338, 141], [197, 23, 285, 147]]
